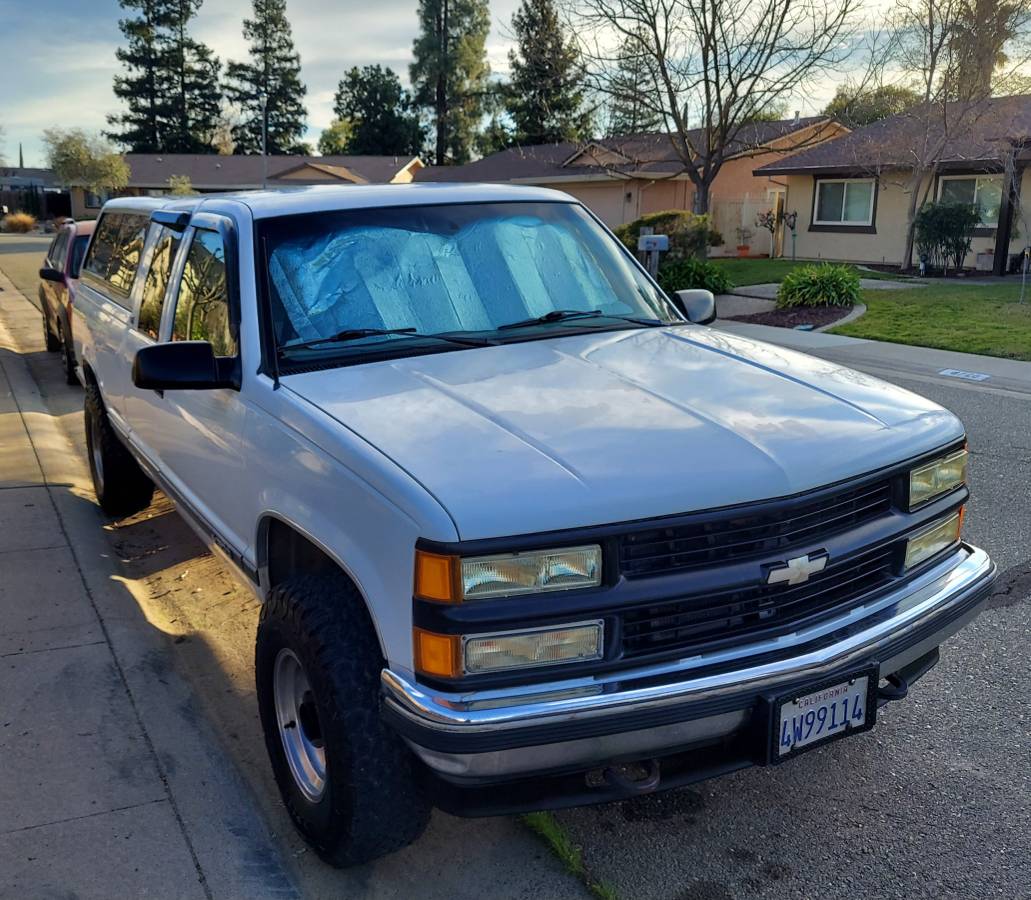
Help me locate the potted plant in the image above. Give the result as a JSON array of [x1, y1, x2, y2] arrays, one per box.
[[735, 226, 753, 257]]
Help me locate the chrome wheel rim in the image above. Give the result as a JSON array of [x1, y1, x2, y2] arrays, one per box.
[[273, 648, 327, 802], [89, 412, 105, 496]]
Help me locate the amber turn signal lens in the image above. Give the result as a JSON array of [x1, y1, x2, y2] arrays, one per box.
[[414, 550, 459, 602], [413, 628, 461, 678]]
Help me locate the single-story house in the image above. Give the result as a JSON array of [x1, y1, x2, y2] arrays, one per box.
[[754, 95, 1031, 274], [416, 116, 848, 255], [71, 153, 424, 219]]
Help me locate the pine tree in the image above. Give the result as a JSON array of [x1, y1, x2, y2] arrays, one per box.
[[331, 66, 424, 156], [410, 0, 491, 165], [225, 0, 308, 155], [163, 0, 223, 152], [108, 0, 223, 152], [108, 0, 171, 152], [506, 0, 591, 145], [606, 28, 662, 136]]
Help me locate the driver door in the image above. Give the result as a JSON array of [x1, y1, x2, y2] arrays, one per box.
[[129, 215, 251, 560]]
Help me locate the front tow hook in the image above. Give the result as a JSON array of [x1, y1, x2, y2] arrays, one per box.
[[603, 759, 661, 794]]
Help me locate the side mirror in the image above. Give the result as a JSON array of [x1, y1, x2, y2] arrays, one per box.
[[39, 267, 64, 283], [133, 341, 239, 391], [675, 289, 717, 325]]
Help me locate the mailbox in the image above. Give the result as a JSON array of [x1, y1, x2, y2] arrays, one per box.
[[637, 234, 669, 252]]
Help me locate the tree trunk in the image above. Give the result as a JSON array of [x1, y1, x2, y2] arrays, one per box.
[[435, 0, 449, 166], [692, 180, 712, 260]]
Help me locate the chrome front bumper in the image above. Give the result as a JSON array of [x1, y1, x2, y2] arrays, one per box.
[[382, 545, 995, 782]]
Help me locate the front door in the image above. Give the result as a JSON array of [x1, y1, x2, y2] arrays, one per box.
[[767, 188, 786, 258], [128, 216, 250, 559]]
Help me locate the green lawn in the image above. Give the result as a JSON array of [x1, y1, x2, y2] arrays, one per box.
[[712, 257, 906, 286], [831, 282, 1031, 361]]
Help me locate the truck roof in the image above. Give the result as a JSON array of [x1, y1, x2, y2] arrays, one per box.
[[102, 182, 576, 221]]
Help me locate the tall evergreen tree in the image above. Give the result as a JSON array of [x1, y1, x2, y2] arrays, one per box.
[[410, 0, 491, 165], [108, 0, 170, 152], [108, 0, 223, 152], [225, 0, 308, 155], [506, 0, 591, 145], [331, 66, 424, 156], [163, 0, 223, 152], [605, 28, 662, 136]]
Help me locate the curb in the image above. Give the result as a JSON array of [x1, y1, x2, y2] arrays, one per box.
[[816, 302, 866, 332]]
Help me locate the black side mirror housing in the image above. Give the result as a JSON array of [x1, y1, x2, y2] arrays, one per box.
[[675, 289, 717, 325], [39, 267, 64, 283], [133, 341, 239, 391]]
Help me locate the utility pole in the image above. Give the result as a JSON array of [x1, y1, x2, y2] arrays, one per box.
[[261, 93, 268, 189]]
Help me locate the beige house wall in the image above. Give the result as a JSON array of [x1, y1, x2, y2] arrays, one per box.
[[780, 169, 1031, 267]]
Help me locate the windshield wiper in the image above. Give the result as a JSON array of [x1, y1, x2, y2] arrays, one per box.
[[497, 309, 664, 331], [280, 327, 492, 354]]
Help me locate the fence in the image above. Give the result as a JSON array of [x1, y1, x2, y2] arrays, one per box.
[[0, 186, 71, 221], [708, 196, 776, 258]]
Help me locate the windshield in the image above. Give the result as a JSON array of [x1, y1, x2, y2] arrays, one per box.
[[260, 201, 681, 367]]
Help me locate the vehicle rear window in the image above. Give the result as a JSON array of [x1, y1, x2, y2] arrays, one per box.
[[137, 226, 182, 339], [82, 212, 149, 304], [171, 229, 236, 356]]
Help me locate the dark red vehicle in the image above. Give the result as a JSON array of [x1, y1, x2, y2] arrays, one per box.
[[39, 219, 94, 385]]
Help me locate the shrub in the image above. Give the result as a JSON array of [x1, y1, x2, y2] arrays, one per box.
[[615, 209, 723, 260], [2, 212, 37, 233], [914, 201, 981, 273], [776, 264, 861, 308], [657, 257, 733, 296]]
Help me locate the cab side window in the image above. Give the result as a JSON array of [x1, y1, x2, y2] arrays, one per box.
[[137, 226, 182, 340], [172, 229, 236, 357], [48, 232, 69, 270], [82, 212, 150, 306]]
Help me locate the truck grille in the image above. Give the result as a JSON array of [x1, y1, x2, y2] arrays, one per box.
[[620, 543, 897, 660], [618, 478, 893, 578]]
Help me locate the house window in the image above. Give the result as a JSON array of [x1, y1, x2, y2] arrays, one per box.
[[814, 179, 875, 226], [84, 190, 109, 209], [938, 175, 1002, 227]]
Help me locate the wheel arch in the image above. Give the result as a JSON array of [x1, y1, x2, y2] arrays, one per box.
[[256, 514, 388, 658]]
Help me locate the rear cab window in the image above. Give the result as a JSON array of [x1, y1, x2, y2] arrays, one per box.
[[171, 228, 236, 357], [81, 211, 150, 307]]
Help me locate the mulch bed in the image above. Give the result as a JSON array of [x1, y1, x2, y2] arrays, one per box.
[[727, 305, 854, 329]]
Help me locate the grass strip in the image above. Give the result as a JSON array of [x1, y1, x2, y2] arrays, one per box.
[[522, 811, 620, 900]]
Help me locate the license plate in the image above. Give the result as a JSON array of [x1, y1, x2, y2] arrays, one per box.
[[775, 671, 875, 759]]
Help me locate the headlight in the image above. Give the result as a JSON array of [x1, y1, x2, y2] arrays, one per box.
[[909, 449, 967, 509], [414, 621, 604, 677], [904, 510, 963, 570], [415, 545, 602, 602], [461, 545, 602, 600]]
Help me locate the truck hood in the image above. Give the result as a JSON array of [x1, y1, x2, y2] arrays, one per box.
[[285, 326, 962, 540]]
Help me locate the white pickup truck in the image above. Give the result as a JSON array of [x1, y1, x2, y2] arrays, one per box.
[[72, 184, 996, 867]]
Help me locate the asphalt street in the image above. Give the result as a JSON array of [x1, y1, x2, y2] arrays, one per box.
[[1, 234, 1028, 899]]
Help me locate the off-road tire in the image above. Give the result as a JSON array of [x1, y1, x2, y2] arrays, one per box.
[[84, 381, 154, 517], [58, 318, 78, 386], [256, 574, 431, 867], [42, 303, 60, 352]]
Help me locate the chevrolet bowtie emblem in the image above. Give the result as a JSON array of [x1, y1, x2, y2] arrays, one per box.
[[765, 552, 829, 586]]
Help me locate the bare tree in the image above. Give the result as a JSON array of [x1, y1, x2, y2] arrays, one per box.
[[566, 0, 861, 215]]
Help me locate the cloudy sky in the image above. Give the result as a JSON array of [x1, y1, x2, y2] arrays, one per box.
[[1, 0, 852, 167]]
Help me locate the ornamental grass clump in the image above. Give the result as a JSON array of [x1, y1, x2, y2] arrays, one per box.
[[776, 263, 861, 308], [2, 212, 36, 233]]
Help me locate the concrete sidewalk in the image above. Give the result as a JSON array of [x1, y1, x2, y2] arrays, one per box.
[[0, 271, 296, 898], [715, 319, 1031, 397]]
